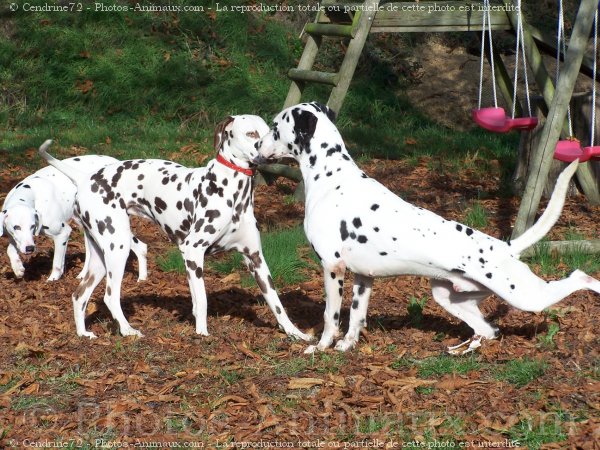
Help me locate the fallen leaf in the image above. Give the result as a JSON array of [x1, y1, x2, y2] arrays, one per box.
[[211, 395, 249, 408], [21, 383, 40, 395], [288, 377, 324, 389], [436, 377, 488, 391], [75, 79, 94, 94]]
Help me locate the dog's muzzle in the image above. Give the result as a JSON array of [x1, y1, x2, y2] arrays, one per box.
[[24, 245, 35, 254]]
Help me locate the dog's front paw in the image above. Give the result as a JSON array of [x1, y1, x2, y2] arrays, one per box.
[[334, 338, 357, 352], [285, 328, 313, 342], [304, 345, 319, 354], [121, 327, 144, 338], [12, 266, 25, 278], [47, 272, 62, 282], [195, 328, 209, 337], [78, 331, 98, 339]]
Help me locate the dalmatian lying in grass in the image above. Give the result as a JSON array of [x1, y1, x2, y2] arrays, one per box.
[[255, 102, 600, 354], [1, 156, 147, 281], [37, 115, 312, 342]]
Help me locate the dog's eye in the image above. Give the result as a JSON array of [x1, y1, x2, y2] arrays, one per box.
[[13, 225, 21, 231], [246, 131, 260, 139]]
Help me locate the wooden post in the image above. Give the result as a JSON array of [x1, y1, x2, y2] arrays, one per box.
[[504, 0, 599, 204], [327, 2, 379, 113], [512, 0, 599, 238], [284, 33, 322, 109]]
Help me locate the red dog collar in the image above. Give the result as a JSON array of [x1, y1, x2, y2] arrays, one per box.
[[216, 153, 255, 176]]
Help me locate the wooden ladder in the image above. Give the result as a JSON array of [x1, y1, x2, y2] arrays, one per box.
[[283, 0, 380, 114]]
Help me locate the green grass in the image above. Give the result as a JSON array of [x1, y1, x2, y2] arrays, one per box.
[[416, 354, 481, 378], [527, 241, 600, 277], [496, 358, 547, 387], [157, 225, 312, 288], [271, 352, 346, 376], [508, 416, 567, 449], [407, 295, 428, 327], [156, 248, 187, 274], [537, 322, 561, 349], [463, 201, 489, 229], [273, 356, 309, 376], [1, 0, 522, 179]]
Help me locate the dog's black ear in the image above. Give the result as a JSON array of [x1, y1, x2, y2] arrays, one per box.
[[292, 108, 318, 149], [213, 116, 235, 151], [310, 102, 337, 123]]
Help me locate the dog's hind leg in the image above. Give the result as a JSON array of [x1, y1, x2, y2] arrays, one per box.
[[130, 236, 148, 282], [335, 274, 373, 352], [496, 260, 600, 312], [431, 279, 498, 354], [77, 229, 92, 279], [179, 243, 208, 336], [101, 235, 142, 337], [48, 222, 72, 281], [305, 260, 346, 353], [72, 236, 106, 338]]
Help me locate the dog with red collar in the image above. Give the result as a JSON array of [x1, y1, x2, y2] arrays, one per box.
[[37, 115, 312, 341]]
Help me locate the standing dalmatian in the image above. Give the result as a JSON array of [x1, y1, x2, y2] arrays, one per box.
[[1, 156, 147, 281], [256, 102, 600, 354], [37, 115, 311, 341]]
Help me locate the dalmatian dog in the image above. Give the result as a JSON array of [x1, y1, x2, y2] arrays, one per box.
[[37, 115, 312, 341], [1, 156, 147, 282], [256, 102, 600, 354]]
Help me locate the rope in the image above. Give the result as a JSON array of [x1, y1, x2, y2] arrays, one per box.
[[556, 0, 574, 136], [487, 0, 498, 107], [512, 0, 533, 119], [591, 6, 598, 146], [519, 5, 533, 116], [478, 0, 498, 109], [511, 1, 521, 118]]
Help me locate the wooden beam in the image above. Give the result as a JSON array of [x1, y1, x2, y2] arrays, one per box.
[[521, 240, 600, 258], [527, 24, 597, 81], [373, 2, 510, 32], [288, 69, 340, 86], [317, 2, 512, 32], [512, 0, 599, 238]]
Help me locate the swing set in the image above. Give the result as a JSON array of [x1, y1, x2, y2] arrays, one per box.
[[284, 0, 600, 250], [474, 0, 600, 162]]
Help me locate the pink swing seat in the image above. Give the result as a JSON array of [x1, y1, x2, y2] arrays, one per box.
[[472, 107, 538, 133], [554, 139, 600, 162]]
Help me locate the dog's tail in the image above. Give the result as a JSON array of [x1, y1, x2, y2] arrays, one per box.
[[38, 139, 88, 187], [510, 159, 579, 255]]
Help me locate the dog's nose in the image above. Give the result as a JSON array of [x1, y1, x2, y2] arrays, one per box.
[[25, 245, 35, 254]]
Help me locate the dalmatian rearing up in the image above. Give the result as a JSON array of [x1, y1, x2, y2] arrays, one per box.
[[256, 102, 600, 354], [38, 115, 311, 341], [1, 156, 147, 281]]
